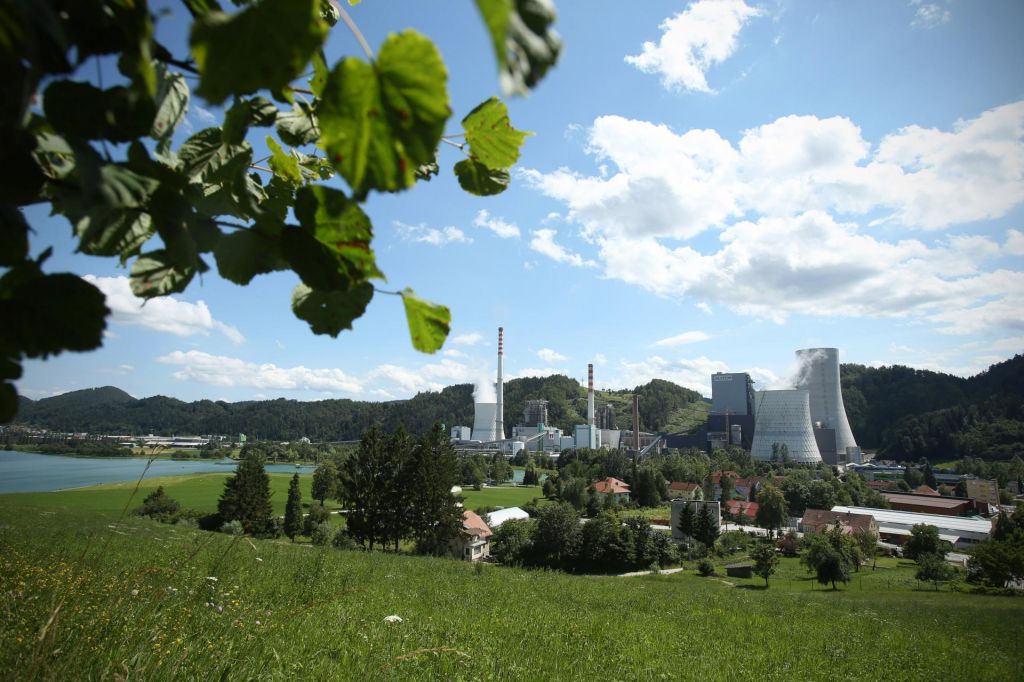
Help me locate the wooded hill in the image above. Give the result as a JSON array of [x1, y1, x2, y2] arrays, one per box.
[[12, 376, 706, 442]]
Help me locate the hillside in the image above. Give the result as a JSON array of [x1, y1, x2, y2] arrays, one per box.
[[841, 354, 1024, 462], [1, 499, 1021, 680], [11, 376, 705, 441]]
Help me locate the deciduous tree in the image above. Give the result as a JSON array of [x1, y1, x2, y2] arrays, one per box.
[[751, 541, 779, 587], [755, 485, 788, 538]]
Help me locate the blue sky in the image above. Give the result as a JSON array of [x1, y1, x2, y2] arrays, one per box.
[[19, 0, 1024, 404]]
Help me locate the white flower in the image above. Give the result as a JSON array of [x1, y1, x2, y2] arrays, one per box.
[[131, 589, 139, 596], [206, 576, 218, 582], [383, 615, 403, 623], [255, 557, 263, 562]]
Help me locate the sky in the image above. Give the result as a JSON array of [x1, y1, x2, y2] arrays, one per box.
[[17, 0, 1024, 405]]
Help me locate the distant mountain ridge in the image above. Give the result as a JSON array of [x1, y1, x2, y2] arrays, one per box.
[[11, 376, 704, 441]]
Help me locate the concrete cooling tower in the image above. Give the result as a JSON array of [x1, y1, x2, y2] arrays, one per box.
[[751, 390, 822, 463], [472, 403, 497, 442], [794, 348, 857, 452]]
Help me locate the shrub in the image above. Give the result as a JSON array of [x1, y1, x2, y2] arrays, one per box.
[[220, 520, 244, 536], [332, 529, 358, 550], [697, 558, 715, 576], [311, 522, 333, 546], [304, 502, 331, 536], [135, 486, 181, 524]]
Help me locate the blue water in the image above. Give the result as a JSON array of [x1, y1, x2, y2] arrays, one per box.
[[0, 450, 315, 494]]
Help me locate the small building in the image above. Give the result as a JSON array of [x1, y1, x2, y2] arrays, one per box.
[[800, 508, 878, 535], [830, 505, 992, 549], [592, 477, 630, 504], [725, 562, 753, 579], [724, 499, 759, 522], [667, 482, 703, 501], [450, 511, 493, 562], [485, 507, 530, 529], [733, 476, 766, 500]]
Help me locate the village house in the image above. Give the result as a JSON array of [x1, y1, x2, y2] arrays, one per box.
[[799, 508, 878, 536], [723, 499, 759, 523], [450, 510, 492, 562], [666, 481, 703, 501], [592, 477, 631, 505]]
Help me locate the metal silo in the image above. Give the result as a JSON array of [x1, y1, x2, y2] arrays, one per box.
[[750, 390, 822, 463], [794, 348, 858, 453]]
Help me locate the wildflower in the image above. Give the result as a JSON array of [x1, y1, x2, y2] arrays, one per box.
[[131, 589, 139, 596], [255, 620, 261, 626], [256, 557, 263, 562], [383, 615, 403, 623], [216, 605, 224, 614], [206, 576, 218, 582]]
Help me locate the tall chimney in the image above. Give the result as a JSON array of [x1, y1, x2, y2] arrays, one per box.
[[587, 363, 595, 426], [632, 394, 640, 453], [495, 327, 504, 440]]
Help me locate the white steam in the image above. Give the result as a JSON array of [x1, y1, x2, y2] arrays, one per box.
[[474, 375, 496, 403]]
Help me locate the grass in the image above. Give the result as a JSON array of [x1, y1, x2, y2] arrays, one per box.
[[0, 497, 1021, 681], [459, 485, 545, 511]]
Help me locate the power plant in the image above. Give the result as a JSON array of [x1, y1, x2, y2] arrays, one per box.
[[794, 348, 858, 456], [750, 389, 822, 463]]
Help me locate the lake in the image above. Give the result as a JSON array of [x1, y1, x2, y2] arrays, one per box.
[[0, 450, 315, 494]]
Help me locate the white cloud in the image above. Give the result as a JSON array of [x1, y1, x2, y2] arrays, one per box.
[[625, 0, 764, 93], [911, 1, 951, 29], [83, 275, 245, 344], [652, 331, 710, 347], [1006, 229, 1024, 255], [696, 302, 713, 315], [450, 332, 484, 346], [511, 367, 569, 380], [443, 348, 467, 358], [158, 351, 363, 393], [537, 348, 568, 363], [529, 229, 596, 267], [990, 337, 1024, 353], [473, 210, 521, 239], [593, 353, 608, 366], [395, 220, 472, 246]]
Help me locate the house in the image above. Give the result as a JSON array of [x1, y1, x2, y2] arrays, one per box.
[[724, 499, 759, 522], [450, 510, 493, 562], [800, 508, 878, 536], [733, 476, 766, 500], [592, 477, 631, 504], [709, 470, 740, 499], [485, 507, 530, 529], [667, 482, 703, 501]]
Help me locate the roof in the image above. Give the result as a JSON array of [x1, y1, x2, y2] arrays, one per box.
[[733, 476, 765, 488], [882, 493, 967, 509], [462, 510, 493, 539], [669, 482, 699, 492], [710, 471, 740, 485], [830, 506, 992, 536], [802, 508, 875, 531], [485, 507, 530, 528], [915, 485, 940, 496], [725, 500, 759, 517], [593, 477, 630, 494]]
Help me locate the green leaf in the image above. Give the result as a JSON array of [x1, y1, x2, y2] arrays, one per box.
[[0, 206, 30, 266], [475, 0, 562, 97], [319, 31, 449, 193], [291, 282, 373, 337], [281, 228, 350, 292], [179, 128, 253, 183], [190, 0, 329, 105], [151, 65, 190, 146], [310, 50, 329, 97], [73, 208, 153, 261], [295, 185, 382, 279], [92, 165, 160, 209], [223, 96, 278, 145], [213, 221, 287, 285], [130, 250, 196, 298], [0, 130, 45, 205], [401, 288, 450, 353], [462, 96, 531, 168], [267, 136, 302, 187], [0, 272, 108, 358], [44, 81, 156, 142], [454, 158, 510, 196], [276, 101, 319, 146], [0, 381, 17, 424]]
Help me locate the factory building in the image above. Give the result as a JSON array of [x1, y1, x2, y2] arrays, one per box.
[[711, 372, 755, 416], [450, 426, 472, 442], [750, 390, 822, 463], [523, 400, 549, 427], [596, 404, 616, 430]]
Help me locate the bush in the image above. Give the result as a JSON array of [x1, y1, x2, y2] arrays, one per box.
[[220, 520, 244, 536], [304, 502, 331, 536], [311, 522, 333, 546], [697, 558, 715, 577], [135, 486, 181, 524], [255, 517, 282, 540], [332, 528, 358, 550]]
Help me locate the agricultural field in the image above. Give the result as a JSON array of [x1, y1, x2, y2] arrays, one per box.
[[1, 495, 1022, 681]]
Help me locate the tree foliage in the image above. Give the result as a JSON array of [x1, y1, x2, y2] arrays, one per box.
[[283, 472, 303, 541], [135, 485, 182, 523], [750, 541, 779, 587], [217, 450, 274, 536], [0, 0, 561, 423], [755, 485, 788, 538]]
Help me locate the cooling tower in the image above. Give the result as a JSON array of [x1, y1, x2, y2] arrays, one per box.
[[472, 403, 498, 442], [750, 390, 822, 463], [794, 348, 857, 452]]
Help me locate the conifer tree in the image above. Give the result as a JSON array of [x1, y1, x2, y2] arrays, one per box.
[[404, 423, 463, 555], [695, 502, 719, 547], [217, 451, 274, 536], [677, 501, 697, 539], [284, 473, 303, 541]]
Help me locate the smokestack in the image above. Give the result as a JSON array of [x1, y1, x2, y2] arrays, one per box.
[[495, 327, 504, 440], [587, 363, 595, 426], [632, 394, 640, 452]]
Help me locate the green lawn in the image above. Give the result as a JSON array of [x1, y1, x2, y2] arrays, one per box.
[[0, 498, 1020, 681], [459, 485, 545, 511]]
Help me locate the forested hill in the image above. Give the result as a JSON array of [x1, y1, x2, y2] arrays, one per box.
[[11, 376, 705, 441], [841, 354, 1024, 462]]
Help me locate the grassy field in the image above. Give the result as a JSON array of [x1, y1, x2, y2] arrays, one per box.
[[0, 496, 1020, 681], [460, 485, 544, 511]]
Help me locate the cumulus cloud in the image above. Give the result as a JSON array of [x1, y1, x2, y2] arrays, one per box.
[[83, 275, 245, 344], [395, 220, 472, 246], [1006, 229, 1024, 255], [537, 348, 568, 363], [625, 0, 763, 93], [473, 210, 521, 239], [529, 229, 596, 267], [911, 1, 951, 29], [511, 367, 570, 380], [652, 331, 710, 347], [450, 332, 484, 346]]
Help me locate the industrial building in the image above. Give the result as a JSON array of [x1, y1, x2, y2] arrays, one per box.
[[523, 399, 549, 427], [830, 506, 992, 548], [795, 348, 859, 462], [711, 372, 755, 416], [750, 390, 822, 463]]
